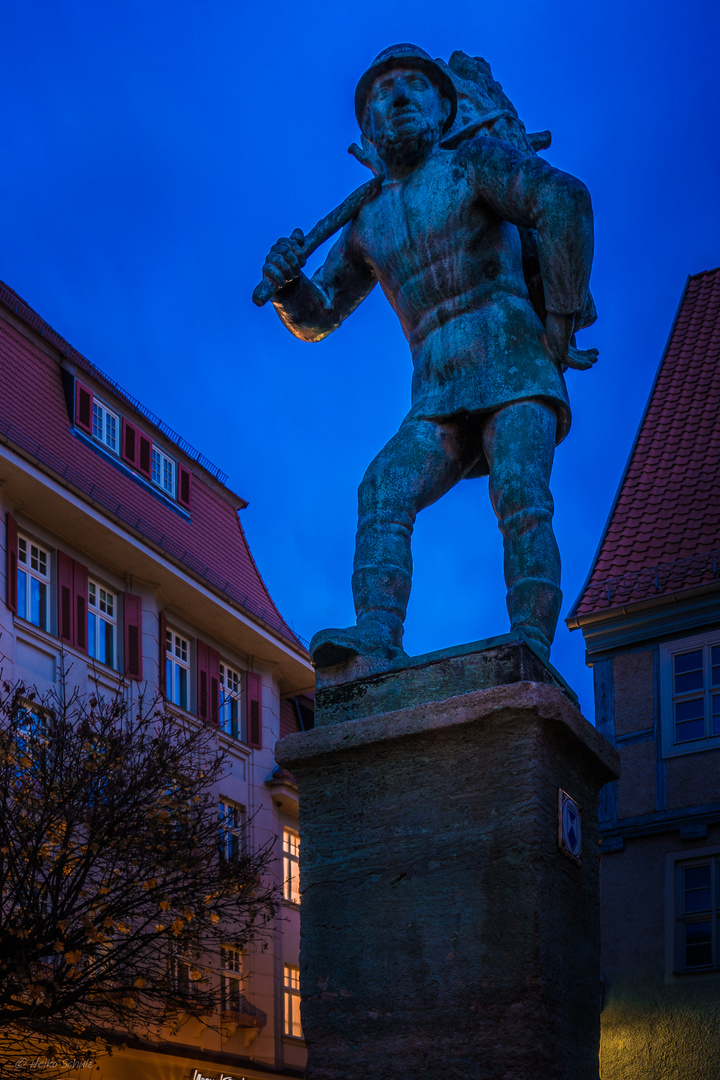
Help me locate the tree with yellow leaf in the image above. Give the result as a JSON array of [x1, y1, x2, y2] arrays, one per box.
[[0, 680, 278, 1075]]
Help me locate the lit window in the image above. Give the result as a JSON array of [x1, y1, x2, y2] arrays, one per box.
[[165, 629, 189, 709], [283, 829, 300, 904], [220, 946, 243, 1013], [219, 800, 244, 862], [671, 853, 720, 973], [219, 664, 243, 739], [17, 536, 50, 630], [283, 964, 302, 1038], [91, 399, 119, 453], [88, 581, 116, 668], [152, 447, 176, 496], [661, 634, 720, 755]]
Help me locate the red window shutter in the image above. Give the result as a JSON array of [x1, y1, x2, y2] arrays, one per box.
[[246, 672, 262, 748], [159, 611, 167, 697], [280, 699, 299, 739], [138, 435, 152, 479], [124, 594, 143, 680], [178, 465, 192, 510], [196, 641, 220, 723], [75, 381, 93, 434], [121, 419, 139, 467], [5, 514, 17, 613], [73, 560, 88, 652], [210, 670, 220, 725], [57, 552, 74, 643]]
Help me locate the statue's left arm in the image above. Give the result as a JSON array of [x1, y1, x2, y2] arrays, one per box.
[[468, 138, 595, 366], [266, 223, 377, 344]]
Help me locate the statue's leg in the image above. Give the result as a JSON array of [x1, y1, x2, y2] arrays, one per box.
[[310, 418, 467, 668], [483, 400, 561, 659]]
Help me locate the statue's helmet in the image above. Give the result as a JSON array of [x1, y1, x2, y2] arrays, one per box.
[[355, 44, 458, 137]]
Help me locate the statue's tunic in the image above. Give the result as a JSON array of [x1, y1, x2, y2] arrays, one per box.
[[306, 136, 593, 475]]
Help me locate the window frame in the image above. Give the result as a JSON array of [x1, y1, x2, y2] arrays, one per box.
[[218, 799, 245, 863], [165, 628, 190, 711], [87, 580, 117, 670], [665, 846, 720, 981], [91, 398, 120, 455], [282, 828, 300, 905], [16, 534, 51, 631], [660, 630, 720, 756], [167, 941, 191, 998], [151, 445, 177, 498], [219, 663, 244, 740], [220, 945, 243, 1015], [283, 963, 302, 1039]]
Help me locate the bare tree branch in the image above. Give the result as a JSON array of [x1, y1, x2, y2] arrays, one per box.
[[0, 677, 278, 1076]]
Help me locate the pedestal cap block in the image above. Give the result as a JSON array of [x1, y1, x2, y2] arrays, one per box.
[[313, 632, 578, 726]]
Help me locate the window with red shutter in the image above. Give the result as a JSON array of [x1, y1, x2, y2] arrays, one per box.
[[5, 514, 17, 613], [178, 465, 192, 510], [73, 561, 88, 653], [246, 673, 262, 749], [159, 611, 167, 697], [197, 641, 220, 723], [121, 418, 139, 467], [123, 594, 143, 680], [75, 382, 93, 434], [57, 554, 89, 650], [57, 552, 74, 643], [138, 435, 152, 479]]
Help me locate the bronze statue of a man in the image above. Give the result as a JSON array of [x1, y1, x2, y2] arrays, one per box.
[[259, 44, 597, 667]]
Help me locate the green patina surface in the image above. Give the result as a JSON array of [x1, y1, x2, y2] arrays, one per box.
[[258, 45, 598, 671]]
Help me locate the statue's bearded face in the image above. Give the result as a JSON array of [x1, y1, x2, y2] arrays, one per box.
[[365, 67, 450, 171]]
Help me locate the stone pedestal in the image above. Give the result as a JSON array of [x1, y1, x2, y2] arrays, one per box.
[[275, 638, 619, 1080]]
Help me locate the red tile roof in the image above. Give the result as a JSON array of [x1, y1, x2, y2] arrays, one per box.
[[569, 267, 720, 622], [0, 283, 306, 654]]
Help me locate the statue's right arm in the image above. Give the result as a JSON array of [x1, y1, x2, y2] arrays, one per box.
[[262, 224, 377, 343]]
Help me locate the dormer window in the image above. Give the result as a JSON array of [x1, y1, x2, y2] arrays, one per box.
[[92, 399, 119, 454], [74, 379, 192, 510], [152, 446, 176, 496]]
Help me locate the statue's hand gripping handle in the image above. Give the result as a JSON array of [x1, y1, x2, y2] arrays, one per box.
[[252, 175, 383, 307]]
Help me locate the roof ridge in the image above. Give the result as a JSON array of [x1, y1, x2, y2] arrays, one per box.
[[0, 281, 233, 491]]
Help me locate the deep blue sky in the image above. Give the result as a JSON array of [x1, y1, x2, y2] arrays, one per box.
[[2, 1, 719, 718]]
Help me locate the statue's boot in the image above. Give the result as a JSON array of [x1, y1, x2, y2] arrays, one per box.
[[507, 577, 562, 661], [310, 566, 410, 669]]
